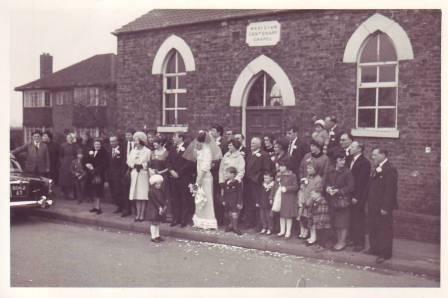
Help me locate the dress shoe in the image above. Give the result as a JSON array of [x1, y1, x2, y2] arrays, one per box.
[[375, 257, 387, 264], [353, 245, 364, 252], [277, 232, 285, 237], [89, 208, 98, 213], [234, 229, 243, 236], [180, 222, 187, 228], [284, 234, 291, 240], [150, 238, 158, 243], [156, 237, 164, 242], [305, 240, 316, 246], [134, 218, 139, 222], [332, 244, 347, 251], [96, 209, 102, 215]]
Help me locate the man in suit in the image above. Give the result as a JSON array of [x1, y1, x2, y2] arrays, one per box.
[[106, 135, 129, 217], [11, 130, 50, 176], [234, 133, 250, 159], [122, 128, 135, 215], [167, 132, 196, 227], [242, 136, 273, 229], [210, 124, 226, 226], [325, 115, 343, 161], [366, 147, 398, 264], [340, 132, 354, 165], [42, 131, 60, 184], [348, 141, 371, 252], [286, 126, 308, 179]]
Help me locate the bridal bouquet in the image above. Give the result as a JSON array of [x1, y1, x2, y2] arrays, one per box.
[[188, 183, 207, 211]]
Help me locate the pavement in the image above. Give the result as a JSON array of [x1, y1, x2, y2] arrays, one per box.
[[11, 217, 439, 287], [26, 198, 440, 279]]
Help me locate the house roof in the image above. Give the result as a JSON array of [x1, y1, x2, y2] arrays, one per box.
[[114, 9, 284, 35], [15, 53, 116, 91]]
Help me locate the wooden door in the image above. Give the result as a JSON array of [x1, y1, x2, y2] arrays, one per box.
[[246, 107, 284, 144]]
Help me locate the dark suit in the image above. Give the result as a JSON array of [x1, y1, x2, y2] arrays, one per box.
[[287, 138, 309, 179], [242, 149, 273, 227], [167, 142, 196, 225], [45, 141, 60, 183], [326, 125, 343, 161], [211, 137, 226, 225], [367, 160, 398, 259], [85, 148, 109, 198], [349, 154, 371, 247], [12, 142, 50, 175], [106, 144, 129, 213], [122, 140, 134, 213]]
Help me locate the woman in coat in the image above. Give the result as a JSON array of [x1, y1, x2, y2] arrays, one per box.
[[299, 139, 330, 180], [218, 139, 245, 184], [271, 137, 289, 172], [85, 138, 108, 214], [149, 136, 170, 221], [127, 132, 152, 222], [272, 158, 299, 239], [324, 151, 354, 251], [59, 133, 79, 200]]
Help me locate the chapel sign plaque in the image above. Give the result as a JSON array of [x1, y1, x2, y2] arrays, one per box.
[[246, 21, 281, 47]]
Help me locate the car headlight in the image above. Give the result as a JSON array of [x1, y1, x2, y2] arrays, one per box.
[[48, 179, 54, 193]]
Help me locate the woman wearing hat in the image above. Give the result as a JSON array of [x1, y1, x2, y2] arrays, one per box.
[[127, 131, 152, 222], [312, 119, 330, 150], [271, 137, 289, 172], [299, 139, 330, 180]]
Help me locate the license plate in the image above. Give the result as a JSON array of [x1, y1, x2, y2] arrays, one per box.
[[11, 185, 27, 197]]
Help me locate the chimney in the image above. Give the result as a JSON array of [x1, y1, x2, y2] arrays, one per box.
[[40, 53, 53, 78]]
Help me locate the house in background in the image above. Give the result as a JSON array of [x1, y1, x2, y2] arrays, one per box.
[[14, 53, 117, 144]]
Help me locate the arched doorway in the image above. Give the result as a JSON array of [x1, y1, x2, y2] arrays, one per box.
[[230, 55, 296, 143]]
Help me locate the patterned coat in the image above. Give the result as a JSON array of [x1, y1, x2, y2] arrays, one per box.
[[298, 175, 323, 219], [310, 197, 331, 230]]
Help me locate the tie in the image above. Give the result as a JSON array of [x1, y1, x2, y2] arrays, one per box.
[[128, 142, 131, 155], [288, 141, 293, 156], [94, 150, 98, 157], [350, 158, 355, 170]]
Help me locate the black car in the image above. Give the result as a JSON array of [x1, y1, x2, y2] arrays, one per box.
[[10, 156, 54, 209]]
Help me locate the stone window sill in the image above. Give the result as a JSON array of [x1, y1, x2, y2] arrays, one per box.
[[351, 128, 400, 139], [157, 126, 188, 133]]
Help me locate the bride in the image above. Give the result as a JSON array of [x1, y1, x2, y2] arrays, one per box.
[[183, 130, 222, 230]]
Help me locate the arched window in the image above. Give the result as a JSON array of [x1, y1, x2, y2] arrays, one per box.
[[247, 72, 283, 107], [357, 31, 398, 129], [162, 50, 187, 126]]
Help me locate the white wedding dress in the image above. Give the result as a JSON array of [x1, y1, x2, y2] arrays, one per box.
[[192, 145, 218, 230]]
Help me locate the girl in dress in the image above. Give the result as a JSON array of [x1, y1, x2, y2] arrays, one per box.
[[127, 132, 151, 222], [272, 159, 299, 239], [148, 174, 167, 243], [183, 130, 222, 230]]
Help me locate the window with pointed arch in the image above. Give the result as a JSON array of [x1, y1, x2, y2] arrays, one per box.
[[357, 31, 398, 129], [162, 50, 187, 126], [247, 72, 283, 107]]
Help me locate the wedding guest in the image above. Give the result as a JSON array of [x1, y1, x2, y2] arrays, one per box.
[[210, 124, 227, 154], [150, 136, 171, 222], [42, 131, 60, 184], [146, 129, 156, 151], [348, 141, 371, 252], [58, 133, 79, 200], [263, 134, 275, 158], [148, 174, 167, 243], [324, 152, 354, 251], [299, 140, 330, 179], [85, 139, 108, 214], [78, 131, 93, 156], [286, 126, 308, 179], [70, 148, 87, 204], [224, 130, 233, 143], [127, 132, 152, 222], [271, 137, 289, 171], [219, 139, 245, 185], [221, 167, 244, 235], [11, 130, 50, 176], [271, 159, 298, 239], [123, 128, 136, 216], [311, 119, 329, 148], [325, 115, 342, 161], [242, 137, 273, 229], [297, 162, 323, 240], [233, 133, 250, 159], [367, 148, 398, 264], [340, 133, 354, 164], [210, 124, 225, 226], [167, 132, 196, 227], [106, 135, 129, 216], [260, 171, 275, 235]]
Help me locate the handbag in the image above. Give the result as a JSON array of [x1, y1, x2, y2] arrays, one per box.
[[330, 193, 351, 209], [271, 186, 282, 212]]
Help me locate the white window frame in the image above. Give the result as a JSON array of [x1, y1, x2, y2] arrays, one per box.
[[74, 127, 100, 139], [247, 72, 283, 108], [162, 50, 187, 126], [353, 32, 400, 139], [74, 87, 103, 106], [23, 90, 52, 108]]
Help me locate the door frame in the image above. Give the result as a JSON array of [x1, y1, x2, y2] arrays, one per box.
[[243, 106, 284, 146]]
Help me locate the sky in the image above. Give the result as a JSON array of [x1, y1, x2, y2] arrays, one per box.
[[9, 0, 155, 127]]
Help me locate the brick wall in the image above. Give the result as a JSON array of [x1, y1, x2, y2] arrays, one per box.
[[116, 10, 441, 242]]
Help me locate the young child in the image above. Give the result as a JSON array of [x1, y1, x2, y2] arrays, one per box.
[[298, 162, 324, 240], [221, 167, 243, 235], [148, 174, 167, 243], [259, 171, 275, 235], [70, 149, 86, 204], [273, 159, 299, 239]]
